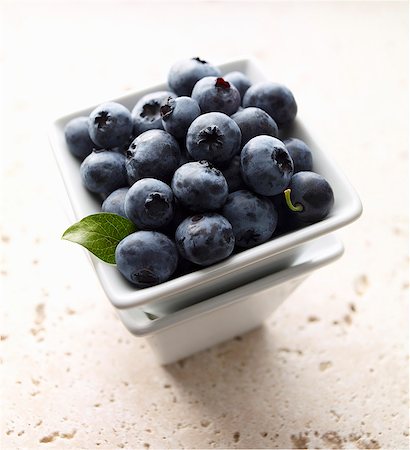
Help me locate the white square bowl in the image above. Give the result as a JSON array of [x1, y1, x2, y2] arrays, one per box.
[[118, 233, 344, 364], [49, 58, 362, 317]]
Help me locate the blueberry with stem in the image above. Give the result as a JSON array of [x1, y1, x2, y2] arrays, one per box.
[[283, 171, 334, 223]]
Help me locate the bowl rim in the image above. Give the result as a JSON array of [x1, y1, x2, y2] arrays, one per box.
[[49, 57, 362, 310]]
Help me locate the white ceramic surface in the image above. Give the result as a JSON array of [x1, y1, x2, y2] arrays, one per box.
[[49, 58, 362, 314], [118, 234, 344, 364]]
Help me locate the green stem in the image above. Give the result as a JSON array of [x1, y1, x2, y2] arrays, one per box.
[[284, 188, 303, 212]]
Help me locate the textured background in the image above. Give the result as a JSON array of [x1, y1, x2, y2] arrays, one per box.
[[0, 1, 408, 449]]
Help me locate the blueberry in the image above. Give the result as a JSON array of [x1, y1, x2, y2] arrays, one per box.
[[222, 190, 278, 248], [115, 231, 178, 287], [231, 107, 278, 148], [124, 178, 174, 230], [101, 187, 129, 218], [171, 161, 228, 212], [283, 138, 313, 173], [126, 130, 181, 184], [64, 116, 96, 160], [240, 136, 293, 196], [80, 150, 128, 194], [243, 82, 297, 127], [186, 112, 241, 166], [160, 96, 201, 139], [284, 171, 334, 223], [168, 57, 221, 96], [191, 77, 241, 115], [224, 71, 251, 100], [132, 91, 176, 136], [175, 213, 234, 266], [88, 102, 133, 149], [221, 155, 246, 193]]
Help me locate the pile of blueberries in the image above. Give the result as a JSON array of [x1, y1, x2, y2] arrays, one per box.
[[64, 57, 334, 288]]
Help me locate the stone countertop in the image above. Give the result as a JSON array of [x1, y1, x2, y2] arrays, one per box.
[[1, 1, 408, 449]]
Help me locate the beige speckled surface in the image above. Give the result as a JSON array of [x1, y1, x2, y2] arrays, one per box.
[[0, 1, 408, 449]]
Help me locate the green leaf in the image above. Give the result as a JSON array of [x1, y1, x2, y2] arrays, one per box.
[[62, 213, 137, 264]]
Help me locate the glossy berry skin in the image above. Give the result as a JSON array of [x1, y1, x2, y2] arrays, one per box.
[[124, 178, 174, 230], [171, 161, 228, 212], [132, 91, 176, 136], [168, 57, 221, 96], [283, 138, 313, 173], [231, 107, 278, 148], [175, 213, 235, 266], [88, 102, 133, 149], [115, 231, 178, 288], [186, 112, 241, 166], [191, 77, 241, 115], [243, 82, 297, 127], [222, 190, 278, 248], [101, 187, 129, 218], [126, 130, 181, 184], [64, 116, 96, 160], [80, 151, 128, 194], [240, 136, 294, 196], [160, 96, 201, 139], [286, 171, 334, 223], [221, 155, 247, 193], [224, 71, 251, 100]]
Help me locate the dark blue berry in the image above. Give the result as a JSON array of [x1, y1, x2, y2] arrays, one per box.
[[231, 107, 278, 148], [64, 116, 96, 160], [186, 112, 241, 166], [160, 96, 201, 139], [168, 57, 221, 96], [88, 102, 133, 149], [243, 82, 297, 127], [283, 138, 313, 173], [115, 231, 178, 287], [284, 171, 334, 223], [240, 136, 294, 196], [126, 130, 181, 184], [124, 178, 174, 230], [191, 77, 241, 115], [222, 190, 278, 248], [171, 161, 228, 212], [175, 213, 234, 266], [132, 91, 176, 136], [101, 187, 129, 218], [80, 150, 128, 194]]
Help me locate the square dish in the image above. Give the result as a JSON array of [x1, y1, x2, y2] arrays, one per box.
[[49, 58, 362, 313], [118, 234, 344, 364]]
